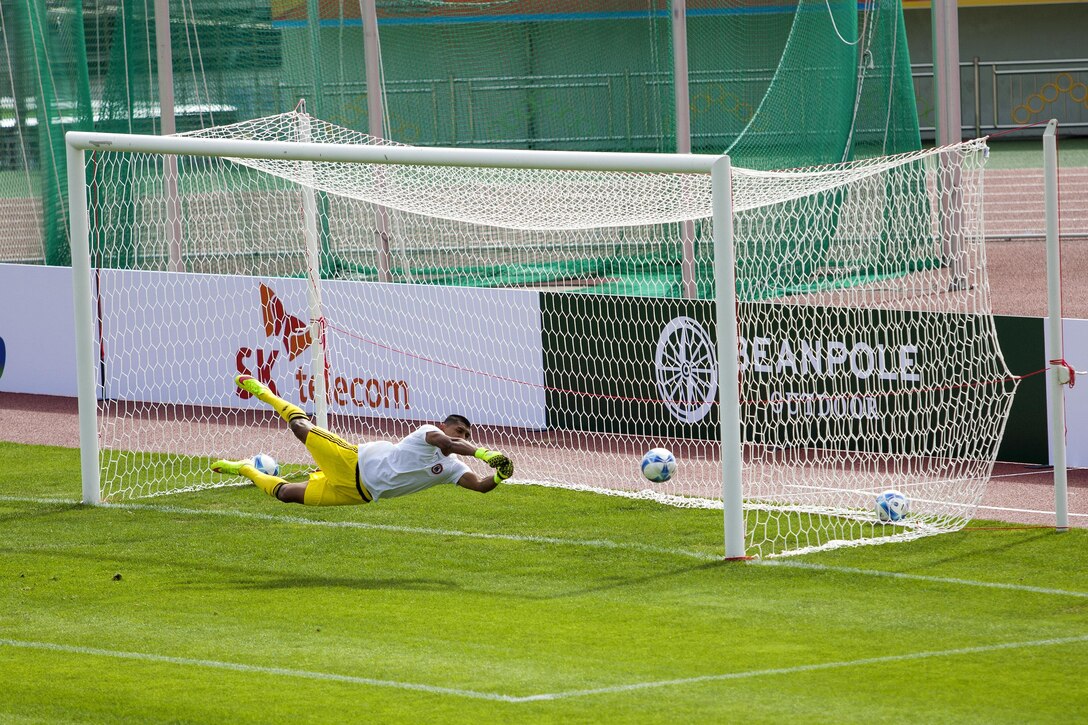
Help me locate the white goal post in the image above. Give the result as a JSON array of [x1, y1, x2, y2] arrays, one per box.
[[65, 113, 1014, 558], [66, 129, 746, 554]]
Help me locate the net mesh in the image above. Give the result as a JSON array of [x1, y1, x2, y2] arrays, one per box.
[[3, 0, 918, 265], [81, 113, 1008, 557]]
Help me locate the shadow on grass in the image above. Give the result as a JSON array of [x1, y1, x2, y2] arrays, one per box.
[[904, 530, 1055, 572], [233, 574, 464, 593], [0, 542, 473, 595], [0, 538, 741, 603], [535, 559, 729, 601], [0, 501, 84, 524]]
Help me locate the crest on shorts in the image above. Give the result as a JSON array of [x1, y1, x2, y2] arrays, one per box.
[[431, 463, 443, 475]]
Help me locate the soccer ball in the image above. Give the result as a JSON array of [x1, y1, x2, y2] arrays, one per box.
[[252, 453, 280, 477], [876, 490, 909, 522], [641, 447, 677, 483]]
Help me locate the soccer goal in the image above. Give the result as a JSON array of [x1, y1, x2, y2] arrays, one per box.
[[66, 111, 1015, 558]]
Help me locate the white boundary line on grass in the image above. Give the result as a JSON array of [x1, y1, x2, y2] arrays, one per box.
[[758, 560, 1088, 599], [0, 639, 518, 702], [973, 503, 1088, 518], [5, 496, 1088, 599], [0, 496, 721, 562], [515, 634, 1088, 702], [3, 635, 1087, 702]]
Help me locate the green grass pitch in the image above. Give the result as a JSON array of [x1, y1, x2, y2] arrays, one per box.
[[2, 441, 1086, 723]]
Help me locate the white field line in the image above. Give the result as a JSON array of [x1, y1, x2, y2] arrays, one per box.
[[719, 476, 1088, 520], [514, 634, 1088, 702], [778, 492, 1086, 521], [0, 639, 517, 702], [0, 495, 720, 562], [3, 635, 1087, 703], [989, 467, 1088, 479], [760, 560, 1088, 598], [4, 495, 1087, 599], [972, 503, 1088, 518]]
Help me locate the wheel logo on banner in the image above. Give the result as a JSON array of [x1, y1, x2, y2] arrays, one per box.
[[654, 316, 718, 423]]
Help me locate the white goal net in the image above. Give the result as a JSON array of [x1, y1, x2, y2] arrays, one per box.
[[69, 111, 1015, 558]]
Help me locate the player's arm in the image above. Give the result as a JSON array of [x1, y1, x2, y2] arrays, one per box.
[[455, 471, 499, 493], [425, 429, 479, 457], [425, 430, 513, 490]]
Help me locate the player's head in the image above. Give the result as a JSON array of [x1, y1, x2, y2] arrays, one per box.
[[440, 414, 472, 440]]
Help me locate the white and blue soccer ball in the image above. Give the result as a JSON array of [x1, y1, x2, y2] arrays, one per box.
[[876, 489, 909, 522], [641, 447, 677, 483], [252, 453, 280, 477]]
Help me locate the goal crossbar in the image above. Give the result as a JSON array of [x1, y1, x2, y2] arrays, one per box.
[[64, 131, 719, 175]]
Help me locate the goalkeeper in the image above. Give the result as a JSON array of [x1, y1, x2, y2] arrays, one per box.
[[211, 375, 514, 505]]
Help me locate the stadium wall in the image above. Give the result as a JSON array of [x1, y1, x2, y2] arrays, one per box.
[[0, 262, 1074, 466], [903, 3, 1088, 136]]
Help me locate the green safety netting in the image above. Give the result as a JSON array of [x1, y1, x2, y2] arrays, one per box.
[[2, 0, 919, 270]]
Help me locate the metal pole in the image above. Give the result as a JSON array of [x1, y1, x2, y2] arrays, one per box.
[[67, 142, 100, 505], [712, 155, 745, 559], [153, 0, 176, 137], [154, 0, 183, 272], [307, 0, 324, 117], [931, 0, 962, 146], [361, 0, 385, 139], [359, 0, 391, 282], [65, 131, 720, 174], [672, 0, 697, 299], [1043, 119, 1068, 532], [979, 56, 987, 138], [299, 114, 328, 429], [933, 1, 965, 289]]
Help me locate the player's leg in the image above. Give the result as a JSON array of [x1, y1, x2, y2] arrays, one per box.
[[301, 429, 371, 505], [210, 458, 312, 503], [272, 481, 307, 503], [299, 470, 364, 506], [211, 458, 290, 499], [270, 431, 367, 506], [218, 374, 365, 505], [234, 375, 310, 443]]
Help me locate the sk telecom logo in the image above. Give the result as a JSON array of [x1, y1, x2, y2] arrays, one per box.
[[262, 283, 312, 361], [235, 284, 310, 398], [235, 283, 410, 410]]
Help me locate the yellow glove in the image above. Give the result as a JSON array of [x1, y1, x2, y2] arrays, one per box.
[[475, 448, 513, 481]]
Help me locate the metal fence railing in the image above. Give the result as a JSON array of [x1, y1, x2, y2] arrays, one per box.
[[913, 58, 1088, 139]]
